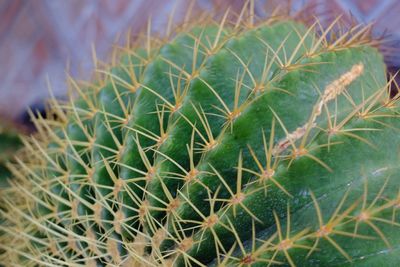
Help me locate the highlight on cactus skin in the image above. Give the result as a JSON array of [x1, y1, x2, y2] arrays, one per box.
[[1, 2, 400, 266]]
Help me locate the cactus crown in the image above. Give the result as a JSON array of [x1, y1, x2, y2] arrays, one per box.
[[2, 3, 400, 267]]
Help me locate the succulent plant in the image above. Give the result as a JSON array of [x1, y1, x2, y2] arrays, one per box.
[[1, 4, 400, 267]]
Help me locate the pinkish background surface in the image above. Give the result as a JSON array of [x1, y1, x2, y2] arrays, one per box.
[[1, 0, 399, 126]]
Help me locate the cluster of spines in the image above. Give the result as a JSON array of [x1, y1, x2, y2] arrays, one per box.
[[1, 2, 400, 267]]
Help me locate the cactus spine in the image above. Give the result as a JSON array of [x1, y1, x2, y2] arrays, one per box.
[[1, 4, 400, 267]]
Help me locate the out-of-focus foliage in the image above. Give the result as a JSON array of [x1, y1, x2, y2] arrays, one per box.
[[0, 122, 21, 186]]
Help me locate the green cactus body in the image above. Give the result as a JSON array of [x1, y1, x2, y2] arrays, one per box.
[[166, 45, 386, 263], [148, 21, 313, 227], [117, 25, 231, 235], [1, 8, 400, 267]]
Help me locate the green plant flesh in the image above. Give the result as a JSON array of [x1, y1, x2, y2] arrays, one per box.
[[1, 12, 400, 267]]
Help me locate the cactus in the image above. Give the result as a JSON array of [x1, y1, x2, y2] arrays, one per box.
[[1, 5, 400, 267]]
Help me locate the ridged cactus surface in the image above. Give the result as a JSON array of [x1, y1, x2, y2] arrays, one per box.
[[1, 9, 400, 267]]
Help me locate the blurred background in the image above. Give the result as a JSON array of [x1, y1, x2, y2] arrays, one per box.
[[1, 0, 400, 129]]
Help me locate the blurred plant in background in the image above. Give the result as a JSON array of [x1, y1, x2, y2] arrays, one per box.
[[0, 118, 21, 186]]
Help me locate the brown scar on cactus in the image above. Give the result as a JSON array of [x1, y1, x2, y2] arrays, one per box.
[[272, 62, 364, 154]]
